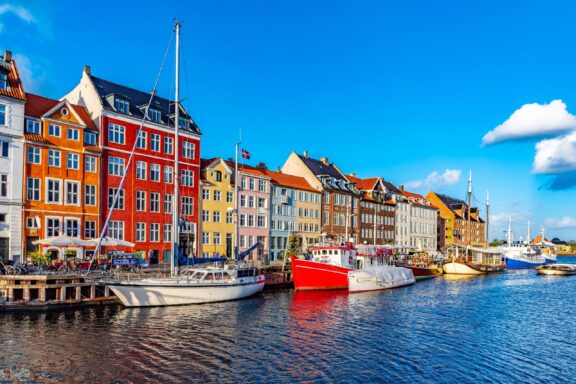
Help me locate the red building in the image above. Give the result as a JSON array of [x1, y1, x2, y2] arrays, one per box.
[[64, 66, 201, 264]]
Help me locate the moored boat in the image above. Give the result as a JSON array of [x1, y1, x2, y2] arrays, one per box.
[[442, 245, 506, 275], [502, 218, 545, 269], [535, 264, 576, 276], [394, 251, 444, 280]]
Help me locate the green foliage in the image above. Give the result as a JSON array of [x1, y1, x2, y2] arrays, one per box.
[[28, 249, 49, 266], [489, 239, 506, 247], [285, 235, 300, 257]]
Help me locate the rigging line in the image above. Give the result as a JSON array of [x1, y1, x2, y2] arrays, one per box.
[[86, 29, 176, 274]]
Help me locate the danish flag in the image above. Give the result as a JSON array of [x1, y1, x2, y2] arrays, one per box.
[[241, 149, 251, 160]]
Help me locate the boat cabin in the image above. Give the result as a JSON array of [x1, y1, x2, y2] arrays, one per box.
[[309, 246, 356, 268]]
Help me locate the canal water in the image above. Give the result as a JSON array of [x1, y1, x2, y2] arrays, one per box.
[[1, 258, 576, 383]]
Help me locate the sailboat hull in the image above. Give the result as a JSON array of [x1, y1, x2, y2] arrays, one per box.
[[442, 261, 506, 275], [107, 277, 265, 307]]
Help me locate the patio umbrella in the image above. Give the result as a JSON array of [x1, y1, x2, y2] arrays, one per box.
[[33, 235, 93, 247], [87, 236, 135, 247]]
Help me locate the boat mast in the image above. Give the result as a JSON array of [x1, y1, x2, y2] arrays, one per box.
[[234, 142, 239, 259], [467, 171, 472, 253], [485, 190, 490, 245], [527, 220, 531, 243], [507, 216, 512, 247], [171, 20, 181, 278], [345, 197, 349, 243]]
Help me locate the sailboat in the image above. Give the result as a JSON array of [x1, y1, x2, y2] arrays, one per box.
[[106, 21, 265, 307], [442, 172, 506, 275]]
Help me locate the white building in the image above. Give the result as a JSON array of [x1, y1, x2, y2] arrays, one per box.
[[382, 180, 410, 247], [0, 51, 25, 262], [401, 189, 438, 252]]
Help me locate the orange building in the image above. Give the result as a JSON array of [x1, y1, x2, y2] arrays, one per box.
[[23, 93, 101, 259]]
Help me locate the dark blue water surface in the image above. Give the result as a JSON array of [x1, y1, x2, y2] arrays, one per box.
[[2, 257, 576, 383]]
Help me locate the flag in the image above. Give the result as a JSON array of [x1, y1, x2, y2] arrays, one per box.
[[242, 149, 251, 160]]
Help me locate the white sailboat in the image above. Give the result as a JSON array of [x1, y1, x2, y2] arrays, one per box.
[[106, 21, 265, 307]]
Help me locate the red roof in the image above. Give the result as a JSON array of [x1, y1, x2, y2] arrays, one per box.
[[25, 93, 96, 129], [0, 56, 25, 100], [260, 169, 317, 192], [348, 175, 379, 191], [402, 190, 436, 208]]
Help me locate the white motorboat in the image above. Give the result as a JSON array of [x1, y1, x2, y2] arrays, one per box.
[[535, 264, 576, 276]]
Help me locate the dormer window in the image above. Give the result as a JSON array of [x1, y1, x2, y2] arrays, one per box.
[[85, 131, 97, 146], [178, 116, 189, 129], [148, 108, 161, 123], [114, 97, 129, 114], [25, 119, 40, 134], [0, 71, 7, 90]]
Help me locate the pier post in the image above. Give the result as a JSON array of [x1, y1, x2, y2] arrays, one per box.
[[75, 286, 81, 301], [60, 287, 67, 302], [104, 286, 110, 297], [7, 288, 14, 302], [23, 288, 30, 302], [39, 287, 46, 301], [90, 285, 96, 299]]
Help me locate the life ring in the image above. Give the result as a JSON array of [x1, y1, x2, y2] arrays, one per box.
[[349, 255, 353, 265]]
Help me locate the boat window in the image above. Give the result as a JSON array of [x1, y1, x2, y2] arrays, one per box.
[[214, 272, 223, 280], [191, 271, 203, 279], [205, 273, 215, 280], [322, 250, 327, 255]]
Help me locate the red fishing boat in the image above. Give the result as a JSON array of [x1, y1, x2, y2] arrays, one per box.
[[291, 244, 356, 291]]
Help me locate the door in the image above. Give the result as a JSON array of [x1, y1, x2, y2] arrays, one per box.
[[0, 238, 8, 262], [226, 233, 232, 258]]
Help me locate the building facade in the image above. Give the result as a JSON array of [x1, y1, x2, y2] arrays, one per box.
[[401, 189, 438, 252], [199, 158, 234, 258], [282, 151, 361, 244], [381, 180, 410, 248], [64, 66, 201, 263], [23, 94, 101, 259], [426, 191, 486, 248], [0, 51, 25, 262]]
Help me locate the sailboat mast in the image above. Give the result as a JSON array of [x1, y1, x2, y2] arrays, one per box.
[[527, 220, 531, 243], [234, 143, 239, 259], [172, 20, 181, 277], [467, 171, 472, 247], [486, 190, 490, 245]]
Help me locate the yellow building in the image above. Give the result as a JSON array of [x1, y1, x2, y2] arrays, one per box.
[[426, 191, 486, 248], [199, 158, 235, 258]]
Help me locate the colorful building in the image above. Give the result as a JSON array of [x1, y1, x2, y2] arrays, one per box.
[[380, 180, 410, 247], [426, 191, 486, 248], [348, 175, 396, 246], [400, 188, 438, 252], [199, 158, 234, 258], [23, 93, 101, 259], [0, 51, 25, 262], [282, 151, 362, 244], [64, 66, 201, 264]]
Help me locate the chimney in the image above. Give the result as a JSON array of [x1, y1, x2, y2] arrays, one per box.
[[4, 50, 11, 62], [277, 167, 282, 173], [320, 157, 329, 165], [256, 162, 267, 169], [350, 172, 356, 177], [303, 150, 308, 158], [84, 65, 91, 74], [399, 185, 405, 192]]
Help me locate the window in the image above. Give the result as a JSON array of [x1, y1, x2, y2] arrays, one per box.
[[85, 156, 97, 172], [26, 217, 40, 229], [0, 174, 7, 197], [202, 232, 210, 245], [181, 169, 194, 186], [150, 223, 160, 242], [213, 191, 221, 201], [67, 153, 79, 170], [213, 211, 221, 222], [240, 235, 246, 248], [108, 221, 124, 240], [108, 123, 125, 144], [85, 185, 96, 206], [226, 192, 233, 203], [214, 232, 221, 245], [148, 108, 161, 123], [47, 179, 61, 203], [241, 177, 246, 189], [0, 72, 6, 91], [240, 214, 246, 226], [257, 215, 266, 228], [164, 137, 173, 154], [150, 192, 160, 212], [133, 161, 146, 180], [164, 194, 172, 213], [182, 197, 194, 215], [108, 156, 125, 176], [85, 131, 97, 146], [48, 150, 61, 167], [108, 188, 125, 210], [114, 97, 129, 113], [26, 119, 40, 134], [27, 178, 40, 201], [85, 221, 96, 238], [65, 219, 80, 237], [67, 128, 79, 141], [27, 146, 41, 164], [202, 189, 209, 200], [164, 224, 172, 242], [226, 211, 233, 224], [248, 215, 254, 227], [258, 198, 266, 208], [0, 141, 7, 157], [151, 134, 160, 152], [182, 141, 195, 159], [249, 179, 255, 190], [164, 166, 173, 183], [215, 171, 222, 182], [48, 124, 61, 137], [150, 164, 160, 181], [248, 196, 255, 208], [240, 195, 246, 207], [136, 222, 146, 242], [136, 190, 146, 211], [46, 218, 61, 237], [258, 180, 266, 192], [179, 116, 190, 129], [65, 181, 80, 205], [202, 210, 209, 222], [136, 130, 147, 149]]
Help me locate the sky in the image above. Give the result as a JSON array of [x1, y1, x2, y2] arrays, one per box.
[[2, 0, 576, 241]]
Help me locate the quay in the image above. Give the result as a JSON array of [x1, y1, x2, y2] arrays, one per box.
[[0, 274, 115, 309]]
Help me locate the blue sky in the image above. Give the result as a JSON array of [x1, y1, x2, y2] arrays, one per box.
[[3, 0, 576, 240]]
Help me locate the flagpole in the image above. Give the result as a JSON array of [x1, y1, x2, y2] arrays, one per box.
[[235, 143, 239, 260]]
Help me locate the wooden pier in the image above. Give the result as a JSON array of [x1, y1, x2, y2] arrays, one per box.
[[0, 274, 116, 309]]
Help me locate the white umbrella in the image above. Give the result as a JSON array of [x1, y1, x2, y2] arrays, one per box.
[[88, 236, 135, 247], [33, 235, 92, 247]]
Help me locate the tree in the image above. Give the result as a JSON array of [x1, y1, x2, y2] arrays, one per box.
[[489, 239, 505, 247]]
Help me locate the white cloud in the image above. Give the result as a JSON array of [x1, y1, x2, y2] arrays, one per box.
[[544, 216, 576, 229], [483, 100, 576, 145], [405, 169, 461, 190], [0, 4, 36, 24], [491, 211, 532, 227], [13, 53, 45, 93], [533, 131, 576, 174]]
